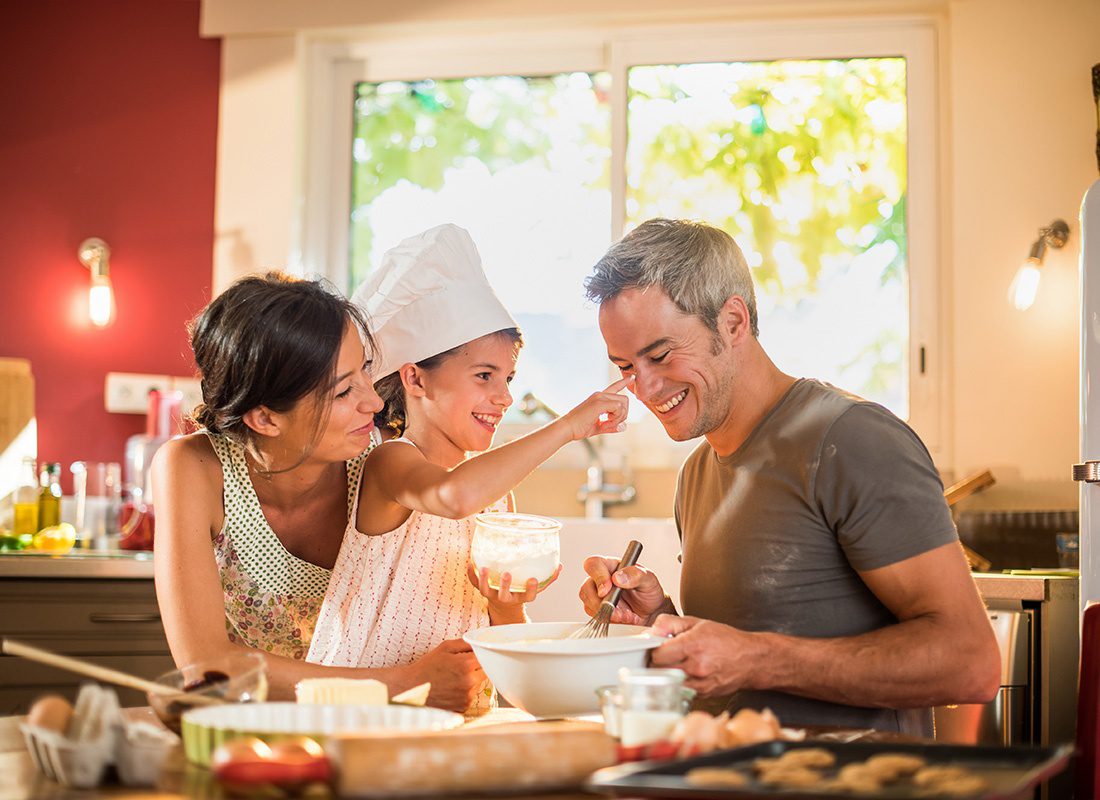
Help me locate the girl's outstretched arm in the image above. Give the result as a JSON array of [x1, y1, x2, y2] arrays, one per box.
[[358, 376, 633, 529]]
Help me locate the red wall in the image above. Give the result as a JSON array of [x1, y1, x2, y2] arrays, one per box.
[[0, 0, 220, 491]]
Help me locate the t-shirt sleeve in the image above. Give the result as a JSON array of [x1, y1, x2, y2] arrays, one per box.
[[813, 402, 958, 571]]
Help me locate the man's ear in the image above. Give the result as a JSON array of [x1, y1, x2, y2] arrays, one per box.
[[717, 295, 752, 344], [400, 363, 428, 398], [242, 406, 282, 438]]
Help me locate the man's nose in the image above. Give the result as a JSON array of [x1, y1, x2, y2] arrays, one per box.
[[634, 367, 660, 404]]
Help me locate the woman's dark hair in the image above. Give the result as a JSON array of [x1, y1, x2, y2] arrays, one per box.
[[188, 271, 375, 461], [374, 328, 523, 437]]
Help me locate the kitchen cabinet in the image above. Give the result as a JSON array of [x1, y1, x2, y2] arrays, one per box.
[[0, 553, 173, 714]]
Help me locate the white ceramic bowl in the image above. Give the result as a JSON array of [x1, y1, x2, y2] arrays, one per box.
[[464, 621, 663, 718]]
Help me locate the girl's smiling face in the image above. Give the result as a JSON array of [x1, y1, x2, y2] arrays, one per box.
[[414, 331, 520, 455]]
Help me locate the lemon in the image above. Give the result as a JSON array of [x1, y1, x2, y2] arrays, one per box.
[[32, 523, 76, 554]]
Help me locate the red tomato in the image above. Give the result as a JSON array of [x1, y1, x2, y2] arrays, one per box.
[[211, 735, 331, 788]]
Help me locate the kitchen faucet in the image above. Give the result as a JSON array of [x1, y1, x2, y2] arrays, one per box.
[[518, 391, 636, 520]]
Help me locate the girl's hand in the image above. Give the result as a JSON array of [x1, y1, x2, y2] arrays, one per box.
[[560, 376, 634, 441], [468, 563, 562, 622]]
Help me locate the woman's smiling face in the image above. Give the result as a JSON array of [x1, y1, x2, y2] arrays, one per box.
[[416, 332, 520, 453]]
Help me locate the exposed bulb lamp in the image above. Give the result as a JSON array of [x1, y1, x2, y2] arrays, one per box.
[[1008, 219, 1070, 311], [78, 237, 115, 327]]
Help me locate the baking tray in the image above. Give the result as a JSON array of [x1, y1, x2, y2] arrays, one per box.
[[585, 740, 1073, 799]]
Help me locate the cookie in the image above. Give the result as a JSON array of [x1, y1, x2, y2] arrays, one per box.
[[833, 763, 884, 793], [684, 767, 749, 787], [759, 767, 823, 788], [752, 757, 782, 773], [864, 752, 927, 780], [776, 747, 837, 769]]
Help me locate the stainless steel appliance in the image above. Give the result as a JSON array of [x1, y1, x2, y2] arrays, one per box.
[[934, 608, 1030, 746], [934, 574, 1078, 799]]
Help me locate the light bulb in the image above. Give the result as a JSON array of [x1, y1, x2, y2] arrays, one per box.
[[1008, 259, 1041, 311], [89, 274, 115, 327]]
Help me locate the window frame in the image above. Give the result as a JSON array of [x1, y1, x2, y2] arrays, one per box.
[[303, 17, 945, 466]]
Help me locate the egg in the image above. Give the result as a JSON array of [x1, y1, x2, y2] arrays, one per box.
[[27, 694, 73, 734]]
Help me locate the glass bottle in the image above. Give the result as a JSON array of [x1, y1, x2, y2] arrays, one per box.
[[38, 462, 62, 530], [12, 456, 39, 539]]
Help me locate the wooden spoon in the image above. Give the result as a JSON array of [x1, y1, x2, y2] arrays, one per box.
[[2, 638, 222, 705]]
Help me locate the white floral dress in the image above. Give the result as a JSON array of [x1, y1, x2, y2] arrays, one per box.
[[308, 438, 505, 714], [207, 432, 371, 660]]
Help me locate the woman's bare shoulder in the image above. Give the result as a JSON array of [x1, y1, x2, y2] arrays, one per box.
[[152, 432, 222, 485]]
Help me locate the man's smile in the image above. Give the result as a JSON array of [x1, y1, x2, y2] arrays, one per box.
[[654, 389, 688, 414]]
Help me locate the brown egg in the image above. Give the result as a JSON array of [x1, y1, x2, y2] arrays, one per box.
[[27, 694, 74, 734]]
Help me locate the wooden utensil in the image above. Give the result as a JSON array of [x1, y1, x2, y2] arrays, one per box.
[[1, 638, 221, 705], [943, 469, 996, 572]]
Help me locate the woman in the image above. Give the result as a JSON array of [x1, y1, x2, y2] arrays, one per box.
[[151, 272, 486, 710]]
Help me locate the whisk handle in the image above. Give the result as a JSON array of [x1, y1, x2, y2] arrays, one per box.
[[606, 540, 644, 609]]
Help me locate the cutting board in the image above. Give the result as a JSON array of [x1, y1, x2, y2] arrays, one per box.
[[0, 358, 34, 500], [328, 719, 616, 797]]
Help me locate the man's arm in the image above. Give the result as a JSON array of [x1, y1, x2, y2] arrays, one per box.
[[651, 541, 1001, 708]]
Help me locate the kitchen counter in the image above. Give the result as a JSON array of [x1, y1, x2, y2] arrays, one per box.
[[0, 550, 153, 580], [972, 571, 1078, 603], [0, 708, 919, 800]]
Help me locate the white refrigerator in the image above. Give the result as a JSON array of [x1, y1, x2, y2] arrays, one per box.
[[1077, 177, 1100, 611]]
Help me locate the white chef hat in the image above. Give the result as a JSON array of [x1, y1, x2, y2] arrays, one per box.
[[352, 224, 518, 380]]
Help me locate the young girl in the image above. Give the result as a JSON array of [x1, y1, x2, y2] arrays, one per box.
[[308, 224, 631, 713]]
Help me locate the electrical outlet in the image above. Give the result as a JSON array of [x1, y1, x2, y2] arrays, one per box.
[[104, 372, 171, 414], [170, 376, 202, 418]]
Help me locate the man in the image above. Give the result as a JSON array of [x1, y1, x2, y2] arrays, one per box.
[[579, 219, 999, 735]]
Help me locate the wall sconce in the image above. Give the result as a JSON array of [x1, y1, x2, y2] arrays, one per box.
[[1008, 219, 1070, 311], [78, 237, 115, 327]]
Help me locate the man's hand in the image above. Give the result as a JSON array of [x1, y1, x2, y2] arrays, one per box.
[[579, 555, 673, 624], [650, 615, 761, 697], [411, 639, 488, 712]]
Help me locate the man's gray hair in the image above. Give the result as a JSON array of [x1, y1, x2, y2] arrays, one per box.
[[584, 218, 759, 337]]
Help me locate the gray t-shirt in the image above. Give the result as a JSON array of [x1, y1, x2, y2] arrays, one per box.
[[674, 379, 958, 736]]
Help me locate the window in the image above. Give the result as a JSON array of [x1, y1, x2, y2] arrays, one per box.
[[308, 21, 941, 459], [348, 74, 612, 416]]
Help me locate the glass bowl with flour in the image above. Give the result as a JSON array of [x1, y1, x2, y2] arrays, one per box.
[[470, 512, 561, 592]]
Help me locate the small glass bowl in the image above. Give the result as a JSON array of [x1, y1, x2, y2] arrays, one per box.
[[470, 512, 561, 592], [596, 683, 696, 738], [147, 652, 268, 733]]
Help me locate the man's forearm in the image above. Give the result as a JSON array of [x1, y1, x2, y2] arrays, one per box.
[[749, 615, 997, 709]]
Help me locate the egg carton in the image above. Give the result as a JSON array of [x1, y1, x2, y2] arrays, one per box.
[[21, 684, 179, 789]]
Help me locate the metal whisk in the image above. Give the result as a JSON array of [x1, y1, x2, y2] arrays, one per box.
[[569, 540, 643, 639]]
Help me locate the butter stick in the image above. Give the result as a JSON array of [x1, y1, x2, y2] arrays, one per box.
[[329, 722, 617, 797]]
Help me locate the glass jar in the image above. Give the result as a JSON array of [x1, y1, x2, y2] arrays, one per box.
[[617, 668, 688, 747], [470, 512, 561, 592]]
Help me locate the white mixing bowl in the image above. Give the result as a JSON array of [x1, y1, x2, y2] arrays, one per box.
[[464, 621, 663, 718]]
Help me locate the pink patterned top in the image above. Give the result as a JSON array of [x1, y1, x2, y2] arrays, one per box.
[[307, 438, 506, 714], [207, 432, 371, 661]]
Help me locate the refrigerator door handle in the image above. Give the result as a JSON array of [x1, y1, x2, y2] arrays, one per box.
[[1074, 462, 1100, 483]]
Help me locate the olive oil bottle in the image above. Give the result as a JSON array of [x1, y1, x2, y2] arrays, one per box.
[[38, 462, 62, 530], [12, 456, 39, 538]]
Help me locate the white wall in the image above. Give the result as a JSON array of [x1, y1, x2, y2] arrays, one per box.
[[947, 0, 1099, 509]]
